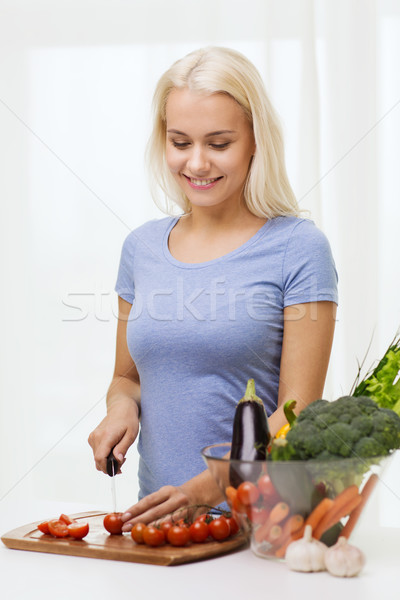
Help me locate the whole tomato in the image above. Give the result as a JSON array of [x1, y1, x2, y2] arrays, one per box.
[[167, 525, 190, 547], [257, 474, 280, 505], [227, 516, 240, 536], [159, 521, 173, 537], [209, 516, 230, 541], [246, 506, 269, 525], [237, 481, 260, 506], [131, 523, 147, 544], [189, 520, 209, 543], [103, 513, 124, 535], [143, 526, 165, 547]]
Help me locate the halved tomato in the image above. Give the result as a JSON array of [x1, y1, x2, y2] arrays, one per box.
[[59, 514, 77, 526], [48, 519, 69, 538], [37, 521, 50, 535], [67, 522, 89, 540]]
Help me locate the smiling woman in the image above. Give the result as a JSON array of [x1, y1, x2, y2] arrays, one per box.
[[88, 46, 338, 532]]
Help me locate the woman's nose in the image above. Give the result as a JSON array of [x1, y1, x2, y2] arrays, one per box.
[[187, 146, 210, 174]]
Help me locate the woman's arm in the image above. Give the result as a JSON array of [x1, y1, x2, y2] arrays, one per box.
[[268, 300, 337, 436], [88, 296, 141, 473]]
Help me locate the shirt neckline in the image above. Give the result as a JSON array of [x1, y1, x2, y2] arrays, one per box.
[[162, 216, 273, 269]]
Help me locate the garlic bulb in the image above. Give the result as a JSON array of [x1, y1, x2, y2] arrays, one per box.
[[285, 525, 327, 572], [324, 536, 366, 577]]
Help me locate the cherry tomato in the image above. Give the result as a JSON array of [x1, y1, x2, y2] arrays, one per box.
[[227, 516, 240, 535], [131, 523, 147, 544], [160, 521, 173, 537], [195, 513, 213, 524], [103, 513, 124, 535], [257, 474, 280, 505], [37, 521, 50, 535], [48, 519, 69, 538], [143, 526, 165, 547], [189, 520, 209, 543], [246, 506, 269, 525], [167, 525, 190, 547], [175, 518, 190, 528], [237, 481, 260, 506], [209, 516, 231, 541], [68, 522, 89, 540], [59, 514, 76, 526]]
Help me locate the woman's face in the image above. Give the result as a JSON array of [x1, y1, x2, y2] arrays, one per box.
[[165, 88, 255, 212]]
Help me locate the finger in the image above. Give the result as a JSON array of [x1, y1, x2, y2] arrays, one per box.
[[93, 436, 123, 473], [113, 430, 136, 465], [121, 487, 174, 521], [121, 490, 189, 531]]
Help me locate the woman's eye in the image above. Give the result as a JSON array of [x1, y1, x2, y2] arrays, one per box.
[[210, 143, 230, 150], [171, 141, 190, 149]]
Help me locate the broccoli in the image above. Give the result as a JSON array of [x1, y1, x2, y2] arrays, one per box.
[[270, 395, 400, 461]]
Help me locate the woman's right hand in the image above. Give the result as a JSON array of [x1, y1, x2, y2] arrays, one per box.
[[88, 398, 140, 474]]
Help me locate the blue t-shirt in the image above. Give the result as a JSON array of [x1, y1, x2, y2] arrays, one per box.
[[115, 216, 338, 499]]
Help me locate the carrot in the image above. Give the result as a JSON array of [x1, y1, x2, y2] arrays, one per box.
[[225, 486, 237, 505], [341, 473, 379, 539], [313, 486, 362, 540], [273, 514, 304, 548], [267, 524, 282, 544], [274, 525, 305, 558], [304, 497, 334, 533], [254, 501, 289, 543]]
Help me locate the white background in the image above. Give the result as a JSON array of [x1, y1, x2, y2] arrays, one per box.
[[0, 0, 399, 520]]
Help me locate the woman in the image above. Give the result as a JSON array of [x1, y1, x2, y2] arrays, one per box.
[[88, 46, 338, 532]]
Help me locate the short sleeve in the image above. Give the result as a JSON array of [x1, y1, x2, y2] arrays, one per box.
[[114, 232, 136, 304], [282, 219, 338, 307]]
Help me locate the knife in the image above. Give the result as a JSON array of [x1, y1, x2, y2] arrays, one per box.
[[106, 449, 119, 513]]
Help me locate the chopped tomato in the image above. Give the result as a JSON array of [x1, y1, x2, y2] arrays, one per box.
[[67, 522, 89, 540], [48, 519, 69, 538], [37, 521, 50, 535], [59, 514, 76, 526]]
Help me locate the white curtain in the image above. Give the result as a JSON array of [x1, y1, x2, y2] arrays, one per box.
[[0, 0, 399, 518]]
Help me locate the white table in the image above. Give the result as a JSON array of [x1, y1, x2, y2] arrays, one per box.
[[1, 490, 399, 600]]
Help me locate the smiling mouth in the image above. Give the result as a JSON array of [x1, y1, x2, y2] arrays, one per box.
[[183, 175, 223, 187]]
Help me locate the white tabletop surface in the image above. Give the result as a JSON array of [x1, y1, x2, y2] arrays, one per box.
[[1, 458, 400, 600]]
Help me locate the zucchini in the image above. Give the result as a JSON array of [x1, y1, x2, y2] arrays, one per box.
[[229, 378, 271, 487]]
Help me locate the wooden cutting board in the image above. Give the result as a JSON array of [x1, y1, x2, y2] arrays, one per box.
[[1, 511, 249, 566]]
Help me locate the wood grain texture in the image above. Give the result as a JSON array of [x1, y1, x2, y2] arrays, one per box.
[[1, 512, 249, 566]]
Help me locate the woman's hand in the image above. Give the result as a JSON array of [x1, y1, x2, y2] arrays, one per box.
[[120, 469, 225, 531], [88, 398, 139, 474], [120, 485, 191, 531]]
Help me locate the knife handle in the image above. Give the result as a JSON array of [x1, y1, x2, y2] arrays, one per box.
[[106, 449, 119, 477]]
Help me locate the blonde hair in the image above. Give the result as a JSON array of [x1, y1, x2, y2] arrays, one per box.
[[146, 46, 300, 218]]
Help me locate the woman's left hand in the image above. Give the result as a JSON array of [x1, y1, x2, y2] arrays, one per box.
[[120, 485, 192, 531], [120, 469, 224, 531]]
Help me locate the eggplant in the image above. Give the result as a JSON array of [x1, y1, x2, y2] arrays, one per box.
[[229, 378, 271, 487]]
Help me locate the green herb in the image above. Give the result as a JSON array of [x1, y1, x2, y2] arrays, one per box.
[[351, 333, 400, 417]]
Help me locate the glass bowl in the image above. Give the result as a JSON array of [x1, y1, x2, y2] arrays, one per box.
[[201, 442, 392, 560]]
